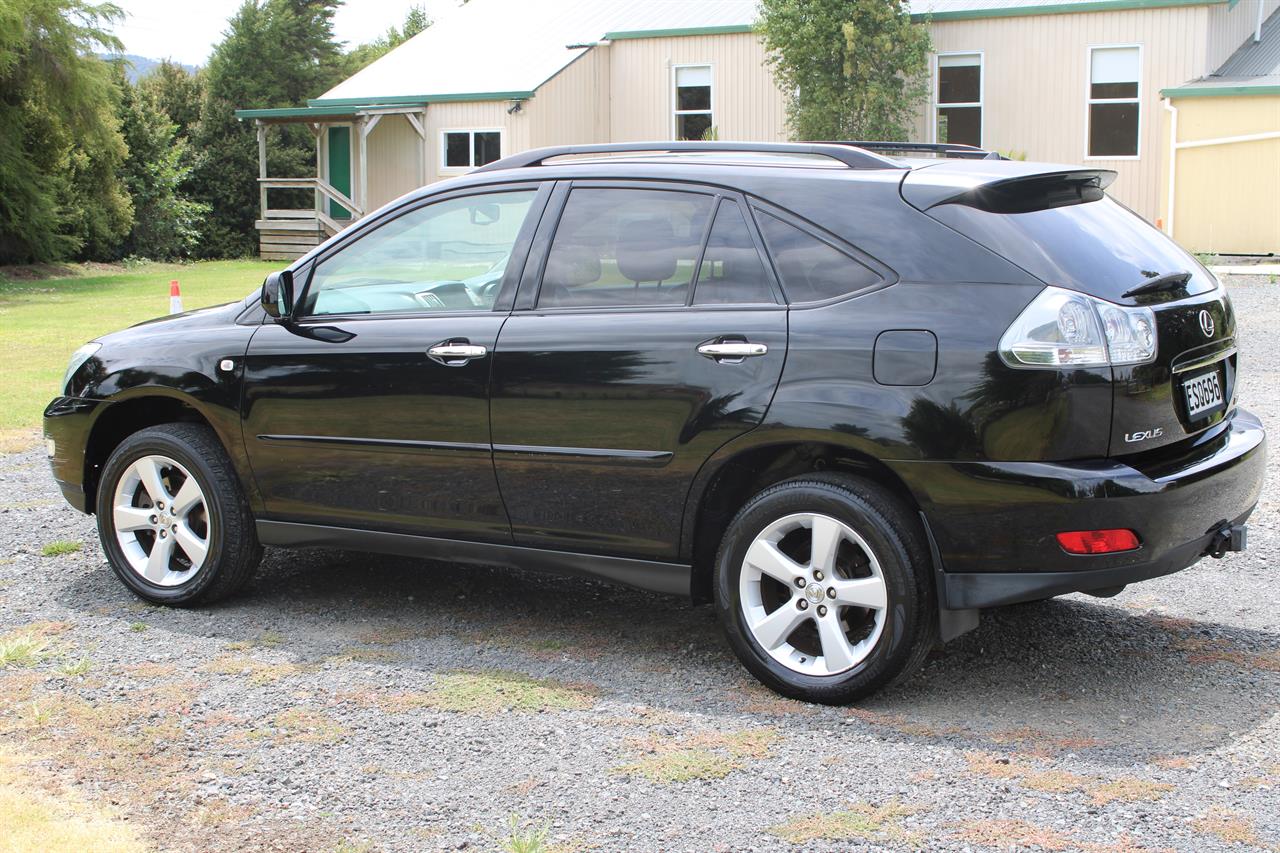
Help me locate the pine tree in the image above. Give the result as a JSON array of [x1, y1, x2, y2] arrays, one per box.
[[0, 0, 133, 263], [343, 4, 432, 74], [117, 68, 210, 259], [189, 0, 344, 258]]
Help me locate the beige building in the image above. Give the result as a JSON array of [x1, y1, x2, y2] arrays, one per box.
[[238, 0, 1280, 259]]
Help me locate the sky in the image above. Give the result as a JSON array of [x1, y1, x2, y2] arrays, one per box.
[[106, 0, 462, 67]]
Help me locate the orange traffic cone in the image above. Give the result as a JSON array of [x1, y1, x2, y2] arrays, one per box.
[[169, 280, 183, 314]]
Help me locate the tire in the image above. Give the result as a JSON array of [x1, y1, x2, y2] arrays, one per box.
[[95, 423, 262, 606], [713, 474, 937, 704]]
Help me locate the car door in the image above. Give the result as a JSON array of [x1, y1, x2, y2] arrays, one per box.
[[490, 181, 789, 560], [242, 182, 549, 541]]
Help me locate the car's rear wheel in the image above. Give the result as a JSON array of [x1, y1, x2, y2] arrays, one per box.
[[96, 423, 261, 605], [714, 474, 936, 704]]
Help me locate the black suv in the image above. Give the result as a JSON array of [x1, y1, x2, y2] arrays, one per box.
[[44, 141, 1266, 703]]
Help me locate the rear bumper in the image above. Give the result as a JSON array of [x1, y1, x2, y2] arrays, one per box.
[[891, 408, 1266, 609]]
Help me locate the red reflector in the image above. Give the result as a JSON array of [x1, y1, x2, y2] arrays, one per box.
[[1056, 529, 1141, 555]]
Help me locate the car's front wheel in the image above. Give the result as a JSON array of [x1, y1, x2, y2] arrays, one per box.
[[96, 423, 262, 605], [714, 474, 936, 704]]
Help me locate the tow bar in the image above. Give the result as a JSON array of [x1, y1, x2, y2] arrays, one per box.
[[1207, 523, 1248, 559]]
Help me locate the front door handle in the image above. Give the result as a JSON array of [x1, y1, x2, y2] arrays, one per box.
[[428, 340, 487, 366], [697, 340, 768, 364]]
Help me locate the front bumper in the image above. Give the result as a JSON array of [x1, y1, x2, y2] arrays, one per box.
[[891, 408, 1266, 609], [43, 396, 105, 514]]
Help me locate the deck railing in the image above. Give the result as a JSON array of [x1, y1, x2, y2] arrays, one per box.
[[257, 177, 364, 236]]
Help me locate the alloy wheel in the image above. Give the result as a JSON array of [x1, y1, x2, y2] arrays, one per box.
[[738, 512, 888, 676], [111, 454, 211, 587]]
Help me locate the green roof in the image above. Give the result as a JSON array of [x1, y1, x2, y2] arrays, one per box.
[[236, 91, 535, 120], [1161, 83, 1280, 97]]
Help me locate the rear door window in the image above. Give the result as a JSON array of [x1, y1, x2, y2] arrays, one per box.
[[755, 211, 882, 303], [538, 188, 713, 309]]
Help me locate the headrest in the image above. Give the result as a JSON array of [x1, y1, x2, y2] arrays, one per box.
[[545, 245, 602, 287], [616, 216, 679, 283]]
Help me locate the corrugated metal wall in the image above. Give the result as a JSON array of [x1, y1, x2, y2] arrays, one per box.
[[607, 32, 788, 142], [356, 4, 1277, 249], [1159, 94, 1280, 254], [422, 101, 513, 184], [1205, 0, 1280, 71], [912, 5, 1213, 221], [366, 115, 423, 211], [525, 47, 612, 149]]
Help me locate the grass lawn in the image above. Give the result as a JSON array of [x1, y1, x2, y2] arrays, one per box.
[[0, 260, 280, 449]]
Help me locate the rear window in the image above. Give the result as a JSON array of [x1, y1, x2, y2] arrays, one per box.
[[755, 212, 881, 303], [927, 195, 1216, 301]]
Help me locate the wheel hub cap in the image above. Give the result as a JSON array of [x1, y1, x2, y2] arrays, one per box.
[[804, 582, 825, 604]]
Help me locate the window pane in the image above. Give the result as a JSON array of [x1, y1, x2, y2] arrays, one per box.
[[473, 131, 501, 166], [305, 190, 536, 316], [675, 65, 711, 87], [938, 62, 980, 104], [693, 201, 773, 305], [677, 112, 713, 141], [1090, 81, 1138, 99], [1091, 46, 1139, 86], [756, 212, 880, 303], [1089, 102, 1139, 156], [677, 85, 711, 111], [445, 132, 470, 168], [539, 188, 714, 309], [938, 106, 981, 146]]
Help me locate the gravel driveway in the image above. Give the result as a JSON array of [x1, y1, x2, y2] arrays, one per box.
[[1, 276, 1276, 853]]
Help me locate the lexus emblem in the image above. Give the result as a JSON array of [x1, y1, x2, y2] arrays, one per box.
[[1199, 310, 1215, 338]]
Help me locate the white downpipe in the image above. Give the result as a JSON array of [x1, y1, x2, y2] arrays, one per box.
[[1163, 98, 1177, 238]]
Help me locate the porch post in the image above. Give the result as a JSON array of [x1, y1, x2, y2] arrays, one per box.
[[356, 116, 369, 215], [356, 114, 382, 216], [256, 120, 267, 219], [427, 106, 437, 185], [311, 123, 323, 220]]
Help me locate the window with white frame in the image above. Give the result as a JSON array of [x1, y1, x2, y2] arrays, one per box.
[[673, 65, 713, 140], [441, 129, 503, 170], [935, 53, 982, 147], [1088, 46, 1141, 157]]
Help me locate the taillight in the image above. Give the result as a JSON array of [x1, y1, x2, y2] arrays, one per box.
[[1000, 286, 1156, 368], [1056, 529, 1141, 555]]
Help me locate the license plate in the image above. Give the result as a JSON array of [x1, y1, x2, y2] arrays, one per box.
[[1183, 370, 1224, 419]]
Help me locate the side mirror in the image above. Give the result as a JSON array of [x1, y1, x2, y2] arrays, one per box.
[[261, 269, 294, 319]]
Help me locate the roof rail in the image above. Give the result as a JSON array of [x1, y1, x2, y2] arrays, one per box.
[[472, 141, 908, 173], [832, 141, 1008, 161]]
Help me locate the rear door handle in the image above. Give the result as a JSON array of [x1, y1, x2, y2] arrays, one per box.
[[697, 341, 768, 363], [428, 340, 487, 366]]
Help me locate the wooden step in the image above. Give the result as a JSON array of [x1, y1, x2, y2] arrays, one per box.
[[257, 217, 324, 260]]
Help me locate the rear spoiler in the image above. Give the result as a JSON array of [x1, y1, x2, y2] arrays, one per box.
[[901, 160, 1117, 212]]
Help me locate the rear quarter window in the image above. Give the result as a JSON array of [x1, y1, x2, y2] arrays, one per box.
[[755, 211, 882, 303]]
